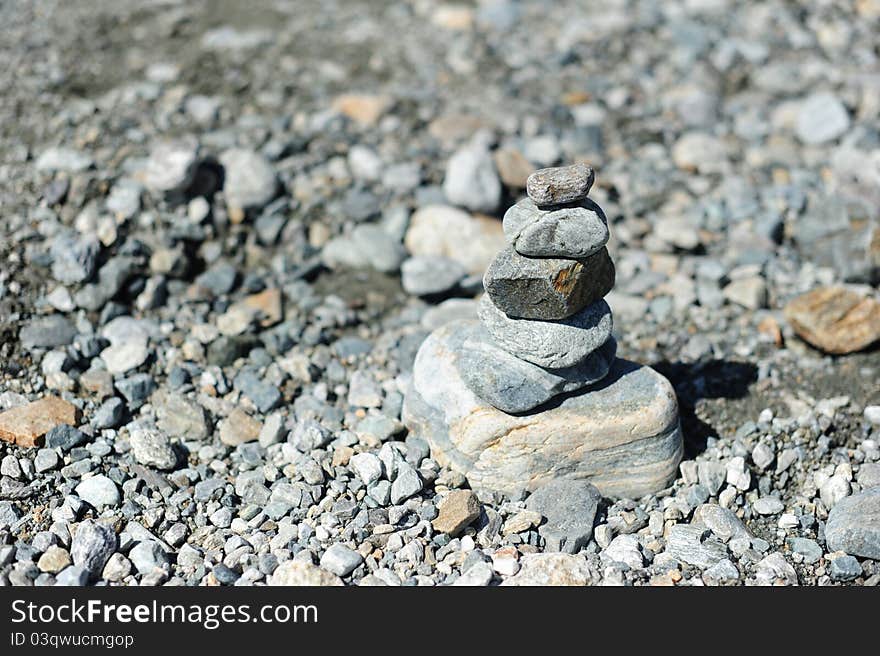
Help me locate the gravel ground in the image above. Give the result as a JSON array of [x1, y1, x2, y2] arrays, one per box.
[[1, 0, 879, 587]]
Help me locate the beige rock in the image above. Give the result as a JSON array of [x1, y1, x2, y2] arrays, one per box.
[[268, 560, 344, 586], [432, 490, 481, 536], [784, 286, 880, 354], [37, 546, 72, 573], [405, 205, 505, 274], [219, 409, 261, 446], [500, 553, 593, 586], [332, 94, 391, 127], [0, 396, 81, 447], [493, 148, 533, 188], [431, 5, 474, 30]]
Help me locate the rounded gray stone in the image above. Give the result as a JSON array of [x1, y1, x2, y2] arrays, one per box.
[[128, 423, 177, 470], [484, 245, 615, 320], [71, 520, 118, 577], [525, 480, 600, 554], [75, 475, 121, 509], [455, 320, 616, 414], [502, 197, 609, 259], [825, 487, 880, 560], [479, 294, 613, 368]]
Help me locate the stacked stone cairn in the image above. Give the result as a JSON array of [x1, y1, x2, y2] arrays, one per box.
[[403, 164, 683, 499]]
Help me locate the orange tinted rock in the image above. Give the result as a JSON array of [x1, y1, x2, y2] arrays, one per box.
[[493, 148, 533, 188], [332, 94, 391, 127], [784, 286, 880, 354], [0, 396, 81, 447]]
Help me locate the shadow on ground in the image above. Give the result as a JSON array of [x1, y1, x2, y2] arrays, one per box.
[[652, 359, 758, 459]]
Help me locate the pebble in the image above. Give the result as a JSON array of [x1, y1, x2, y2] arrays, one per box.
[[432, 490, 482, 537], [268, 560, 343, 586], [753, 496, 785, 515], [666, 524, 728, 569], [129, 540, 170, 574], [703, 558, 740, 583], [755, 552, 798, 586], [20, 315, 77, 349], [75, 475, 120, 509], [390, 462, 423, 504], [401, 256, 466, 296], [787, 537, 823, 565], [35, 147, 93, 172], [37, 546, 72, 574], [525, 163, 594, 208], [349, 452, 384, 486], [320, 543, 363, 577], [51, 234, 100, 285], [525, 480, 600, 553], [219, 409, 261, 446], [142, 138, 199, 195], [322, 224, 406, 273], [825, 487, 880, 559], [405, 204, 505, 274], [828, 553, 862, 581], [795, 93, 850, 145], [219, 148, 277, 214], [70, 520, 118, 577], [500, 553, 592, 586], [44, 424, 86, 451], [443, 141, 501, 213], [820, 474, 851, 509], [603, 534, 644, 569], [128, 423, 177, 470]]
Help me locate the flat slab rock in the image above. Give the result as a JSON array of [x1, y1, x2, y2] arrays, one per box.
[[0, 396, 81, 447], [445, 319, 616, 414], [784, 286, 880, 354], [479, 294, 613, 369], [403, 321, 682, 499], [484, 245, 615, 320]]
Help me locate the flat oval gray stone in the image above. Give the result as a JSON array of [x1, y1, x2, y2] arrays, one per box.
[[825, 487, 880, 559], [479, 294, 613, 368], [403, 320, 682, 499], [484, 245, 615, 320], [525, 480, 600, 554], [454, 321, 616, 413], [503, 197, 608, 259], [526, 162, 594, 207]]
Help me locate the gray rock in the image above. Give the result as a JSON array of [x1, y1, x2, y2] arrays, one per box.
[[320, 543, 363, 577], [667, 524, 728, 569], [349, 453, 384, 485], [525, 480, 600, 553], [753, 496, 784, 515], [92, 398, 125, 429], [35, 147, 93, 172], [825, 487, 880, 559], [322, 224, 406, 273], [403, 321, 682, 498], [455, 320, 616, 413], [703, 558, 740, 582], [143, 138, 199, 195], [233, 370, 281, 413], [100, 316, 151, 374], [153, 391, 209, 440], [128, 423, 177, 470], [787, 537, 823, 565], [129, 540, 169, 574], [755, 552, 798, 586], [479, 295, 613, 368], [51, 233, 100, 285], [115, 373, 156, 410], [19, 315, 77, 349], [34, 448, 59, 472], [0, 501, 20, 529], [54, 565, 90, 586], [484, 246, 615, 320], [220, 148, 277, 212], [75, 475, 120, 509], [603, 534, 644, 569], [692, 504, 751, 541], [503, 197, 608, 259], [443, 142, 501, 213], [401, 256, 466, 297], [796, 93, 850, 145], [74, 256, 137, 311], [526, 163, 594, 207], [45, 424, 87, 451], [829, 554, 862, 581], [390, 461, 423, 504], [857, 463, 880, 489], [70, 520, 118, 577]]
